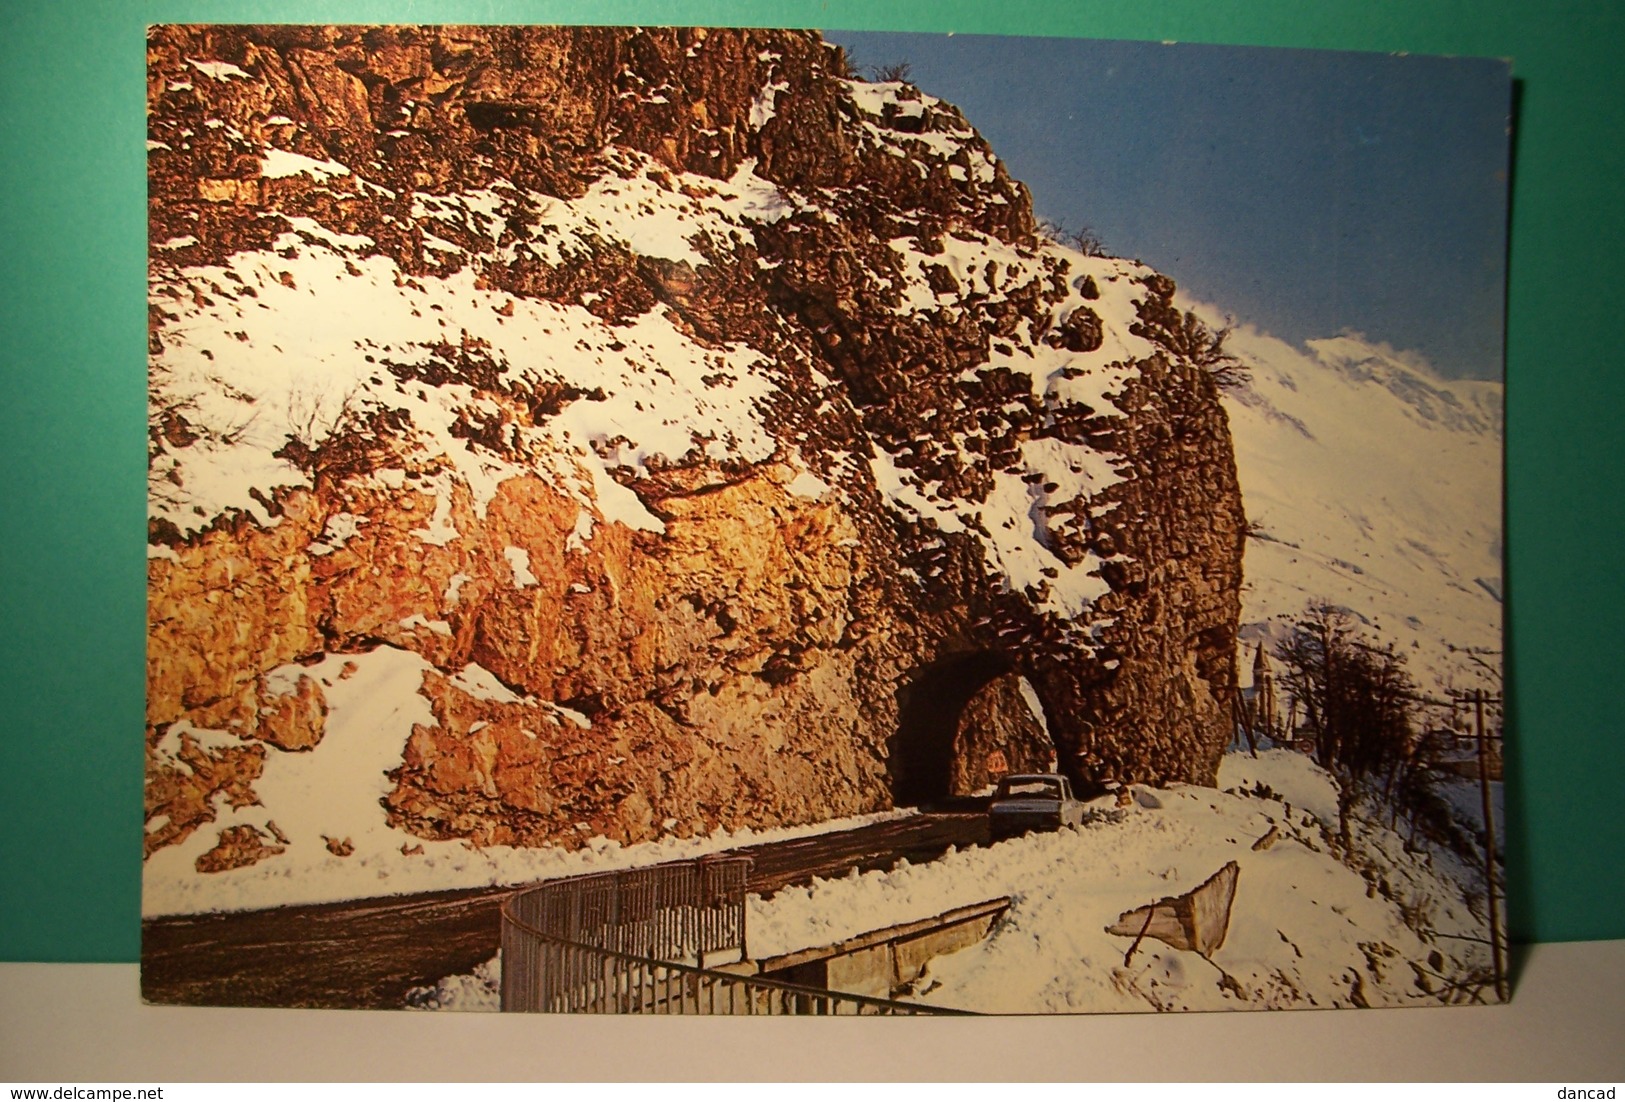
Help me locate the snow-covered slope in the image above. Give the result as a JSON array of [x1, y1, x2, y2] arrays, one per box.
[[1213, 314, 1504, 696], [896, 750, 1493, 1012], [148, 156, 791, 545]]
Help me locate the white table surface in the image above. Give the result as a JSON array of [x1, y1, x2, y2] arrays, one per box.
[[2, 941, 1621, 1082]]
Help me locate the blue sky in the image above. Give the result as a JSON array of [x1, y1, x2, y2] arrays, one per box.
[[825, 32, 1512, 380]]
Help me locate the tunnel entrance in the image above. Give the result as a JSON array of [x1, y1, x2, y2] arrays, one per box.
[[889, 651, 1054, 807]]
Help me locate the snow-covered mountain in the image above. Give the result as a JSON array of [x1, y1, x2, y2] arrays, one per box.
[[1214, 315, 1504, 698]]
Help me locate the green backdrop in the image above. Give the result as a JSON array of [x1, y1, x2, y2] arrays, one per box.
[[3, 0, 1621, 963]]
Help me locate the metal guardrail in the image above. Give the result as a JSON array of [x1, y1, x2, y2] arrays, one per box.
[[499, 856, 967, 1015], [503, 857, 751, 971]]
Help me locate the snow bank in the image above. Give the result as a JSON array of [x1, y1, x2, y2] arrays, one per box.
[[405, 955, 502, 1012], [749, 749, 1493, 1013]]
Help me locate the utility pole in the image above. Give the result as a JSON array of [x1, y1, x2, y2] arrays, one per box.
[[1472, 688, 1508, 1001]]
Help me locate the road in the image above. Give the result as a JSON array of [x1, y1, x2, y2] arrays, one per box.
[[140, 807, 990, 1009]]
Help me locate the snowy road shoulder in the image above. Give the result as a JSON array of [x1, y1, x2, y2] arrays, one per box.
[[890, 750, 1493, 1013], [413, 750, 1495, 1014]]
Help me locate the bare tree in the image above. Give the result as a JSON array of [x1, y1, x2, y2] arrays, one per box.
[[275, 383, 404, 490], [1274, 602, 1420, 848], [1130, 294, 1249, 390], [829, 44, 860, 80], [1037, 217, 1109, 258]]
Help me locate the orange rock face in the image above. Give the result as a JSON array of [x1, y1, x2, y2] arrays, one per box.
[[144, 25, 1245, 871], [144, 732, 267, 859], [195, 824, 286, 873]]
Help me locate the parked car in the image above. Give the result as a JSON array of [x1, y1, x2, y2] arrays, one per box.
[[987, 773, 1086, 841]]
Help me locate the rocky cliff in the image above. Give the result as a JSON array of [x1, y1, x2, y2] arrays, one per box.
[[144, 25, 1245, 882]]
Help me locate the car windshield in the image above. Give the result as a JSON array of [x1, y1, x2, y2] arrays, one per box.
[[997, 778, 1062, 799]]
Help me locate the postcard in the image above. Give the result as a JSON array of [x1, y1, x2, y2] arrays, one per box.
[[144, 25, 1508, 1012]]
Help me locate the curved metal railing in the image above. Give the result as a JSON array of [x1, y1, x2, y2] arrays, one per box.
[[498, 856, 967, 1015]]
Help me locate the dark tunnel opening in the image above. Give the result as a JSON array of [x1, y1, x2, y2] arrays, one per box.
[[889, 649, 1017, 807]]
